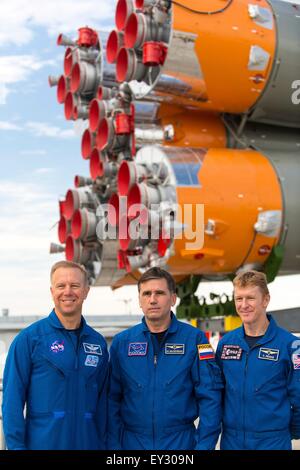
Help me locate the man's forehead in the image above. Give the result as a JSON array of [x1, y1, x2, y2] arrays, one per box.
[[52, 267, 85, 282], [234, 285, 262, 295], [139, 278, 169, 292]]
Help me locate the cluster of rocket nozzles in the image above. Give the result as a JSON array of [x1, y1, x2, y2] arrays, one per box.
[[49, 0, 175, 282], [49, 0, 300, 285]]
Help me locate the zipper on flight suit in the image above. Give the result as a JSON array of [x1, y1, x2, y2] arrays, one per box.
[[243, 342, 261, 448]]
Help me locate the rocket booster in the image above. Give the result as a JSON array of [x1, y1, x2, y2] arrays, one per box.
[[49, 0, 300, 286]]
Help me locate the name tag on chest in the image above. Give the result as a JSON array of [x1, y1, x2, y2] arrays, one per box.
[[258, 348, 279, 361], [165, 344, 185, 355]]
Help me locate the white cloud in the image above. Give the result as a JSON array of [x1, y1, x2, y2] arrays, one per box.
[[25, 121, 75, 139], [0, 181, 58, 263], [0, 119, 75, 139], [0, 55, 56, 104], [0, 0, 115, 47], [0, 121, 22, 131]]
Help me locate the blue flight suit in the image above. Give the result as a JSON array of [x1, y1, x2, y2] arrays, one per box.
[[2, 310, 108, 450], [216, 315, 300, 450], [108, 313, 223, 450]]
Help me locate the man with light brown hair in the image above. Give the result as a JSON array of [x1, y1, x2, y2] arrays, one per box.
[[2, 260, 108, 450], [216, 269, 300, 450]]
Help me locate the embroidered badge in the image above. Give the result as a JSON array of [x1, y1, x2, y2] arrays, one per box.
[[165, 344, 185, 355], [128, 342, 148, 356], [50, 340, 64, 353], [83, 343, 102, 355], [258, 348, 279, 361], [292, 354, 300, 370], [198, 343, 215, 360], [85, 355, 99, 367], [221, 345, 243, 360]]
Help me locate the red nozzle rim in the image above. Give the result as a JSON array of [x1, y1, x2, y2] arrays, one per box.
[[96, 118, 110, 151], [90, 148, 104, 179], [124, 13, 139, 49], [97, 86, 112, 100], [89, 99, 101, 133], [74, 175, 81, 188], [118, 216, 130, 251], [116, 47, 129, 83], [65, 235, 75, 261], [135, 0, 145, 8], [157, 234, 171, 257], [59, 199, 66, 217], [116, 0, 132, 31], [97, 86, 104, 100], [70, 62, 81, 93], [57, 33, 65, 46], [64, 47, 73, 76], [118, 160, 134, 196], [108, 193, 119, 226], [64, 91, 74, 120], [81, 129, 94, 160], [57, 75, 67, 104], [124, 253, 132, 273], [118, 250, 126, 270], [58, 216, 69, 243], [128, 183, 142, 209], [106, 30, 120, 64], [71, 209, 83, 240], [65, 189, 76, 220]]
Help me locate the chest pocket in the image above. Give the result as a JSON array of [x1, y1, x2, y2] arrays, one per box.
[[28, 353, 67, 414], [121, 367, 145, 393], [254, 368, 286, 394]]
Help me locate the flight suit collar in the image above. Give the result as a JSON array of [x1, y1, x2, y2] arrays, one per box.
[[48, 309, 88, 336], [237, 314, 277, 350]]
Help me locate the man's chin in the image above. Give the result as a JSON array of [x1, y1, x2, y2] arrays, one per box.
[[59, 307, 78, 316]]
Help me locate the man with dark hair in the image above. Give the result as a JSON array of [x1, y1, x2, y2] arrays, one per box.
[[108, 267, 223, 450], [2, 260, 108, 450], [216, 270, 300, 450]]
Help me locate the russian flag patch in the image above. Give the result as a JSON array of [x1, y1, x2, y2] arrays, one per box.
[[198, 343, 215, 360]]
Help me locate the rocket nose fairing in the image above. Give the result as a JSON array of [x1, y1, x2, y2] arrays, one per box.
[[49, 0, 300, 287]]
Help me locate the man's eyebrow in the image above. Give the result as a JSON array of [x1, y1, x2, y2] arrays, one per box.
[[142, 289, 166, 295]]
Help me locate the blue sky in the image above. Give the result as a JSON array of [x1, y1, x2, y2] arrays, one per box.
[[0, 0, 299, 316]]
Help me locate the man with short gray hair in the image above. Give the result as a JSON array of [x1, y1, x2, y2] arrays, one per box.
[[2, 260, 108, 450]]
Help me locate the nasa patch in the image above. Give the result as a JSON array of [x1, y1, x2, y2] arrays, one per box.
[[128, 342, 148, 356], [50, 340, 65, 354]]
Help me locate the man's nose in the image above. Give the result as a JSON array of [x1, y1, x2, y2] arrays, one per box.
[[63, 285, 73, 295], [149, 293, 157, 303]]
